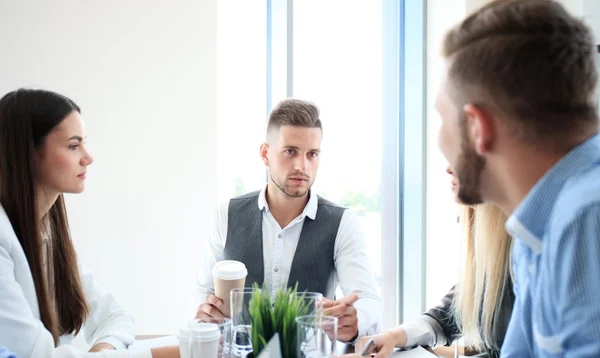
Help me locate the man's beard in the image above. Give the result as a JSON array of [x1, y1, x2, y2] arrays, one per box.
[[270, 172, 311, 198], [456, 114, 486, 205]]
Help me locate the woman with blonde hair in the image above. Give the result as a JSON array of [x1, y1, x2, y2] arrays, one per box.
[[347, 168, 514, 358]]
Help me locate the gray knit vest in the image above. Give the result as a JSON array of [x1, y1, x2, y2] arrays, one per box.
[[223, 190, 345, 299]]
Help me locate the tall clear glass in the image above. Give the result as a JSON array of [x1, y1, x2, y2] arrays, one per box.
[[294, 291, 324, 316], [230, 287, 259, 358], [296, 315, 338, 358]]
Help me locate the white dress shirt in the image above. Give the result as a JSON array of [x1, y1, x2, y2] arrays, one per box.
[[195, 187, 383, 338], [0, 204, 151, 358]]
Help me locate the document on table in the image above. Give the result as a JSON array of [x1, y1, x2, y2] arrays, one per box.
[[392, 346, 438, 357], [128, 335, 179, 351]]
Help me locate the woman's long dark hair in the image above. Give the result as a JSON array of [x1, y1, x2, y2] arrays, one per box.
[[0, 89, 89, 344]]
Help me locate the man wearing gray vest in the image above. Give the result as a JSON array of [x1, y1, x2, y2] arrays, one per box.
[[194, 98, 382, 342]]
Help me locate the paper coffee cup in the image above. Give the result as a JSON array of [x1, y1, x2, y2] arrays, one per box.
[[189, 322, 220, 358], [212, 260, 247, 316], [178, 323, 191, 358]]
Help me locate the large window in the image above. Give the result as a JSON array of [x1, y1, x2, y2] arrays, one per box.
[[425, 0, 466, 310], [218, 0, 394, 324], [293, 0, 383, 296]]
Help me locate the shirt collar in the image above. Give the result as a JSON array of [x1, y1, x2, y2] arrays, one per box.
[[257, 184, 318, 220], [506, 133, 600, 253]]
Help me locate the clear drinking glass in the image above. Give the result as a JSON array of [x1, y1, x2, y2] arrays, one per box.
[[296, 315, 338, 358], [294, 291, 324, 316], [230, 287, 259, 358]]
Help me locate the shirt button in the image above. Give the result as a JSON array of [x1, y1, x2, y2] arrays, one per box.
[[278, 234, 282, 239], [274, 268, 279, 272]]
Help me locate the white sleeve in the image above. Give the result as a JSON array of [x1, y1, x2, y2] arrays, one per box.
[[79, 264, 136, 350], [0, 215, 151, 358], [193, 201, 228, 310], [334, 210, 383, 339]]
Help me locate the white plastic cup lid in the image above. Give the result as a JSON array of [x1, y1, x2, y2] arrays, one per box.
[[189, 322, 221, 341], [212, 260, 248, 280], [178, 321, 192, 339]]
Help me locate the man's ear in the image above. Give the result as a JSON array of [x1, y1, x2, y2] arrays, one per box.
[[463, 103, 496, 155], [259, 143, 270, 166]]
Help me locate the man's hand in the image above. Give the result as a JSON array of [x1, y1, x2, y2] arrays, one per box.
[[322, 293, 360, 342], [89, 343, 116, 352], [195, 294, 227, 319]]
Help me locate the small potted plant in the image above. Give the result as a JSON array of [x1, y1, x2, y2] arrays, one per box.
[[248, 283, 316, 357]]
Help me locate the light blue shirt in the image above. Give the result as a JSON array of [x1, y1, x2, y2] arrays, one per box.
[[501, 134, 600, 357], [0, 347, 16, 358]]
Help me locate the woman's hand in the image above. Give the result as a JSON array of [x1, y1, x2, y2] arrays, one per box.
[[353, 328, 407, 358], [150, 346, 180, 358]]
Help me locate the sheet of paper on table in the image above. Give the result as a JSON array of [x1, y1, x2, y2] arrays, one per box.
[[392, 346, 438, 357], [128, 335, 179, 351]]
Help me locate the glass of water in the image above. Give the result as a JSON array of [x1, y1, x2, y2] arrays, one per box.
[[230, 287, 259, 358], [296, 315, 338, 358], [294, 291, 324, 316]]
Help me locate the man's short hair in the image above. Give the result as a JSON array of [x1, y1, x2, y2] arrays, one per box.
[[267, 98, 322, 139], [443, 0, 598, 147]]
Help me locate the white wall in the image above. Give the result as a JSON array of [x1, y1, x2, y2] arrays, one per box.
[[0, 0, 217, 343], [581, 0, 600, 43]]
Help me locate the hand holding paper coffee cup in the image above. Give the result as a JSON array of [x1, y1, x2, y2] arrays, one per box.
[[195, 292, 228, 319], [212, 260, 248, 316]]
